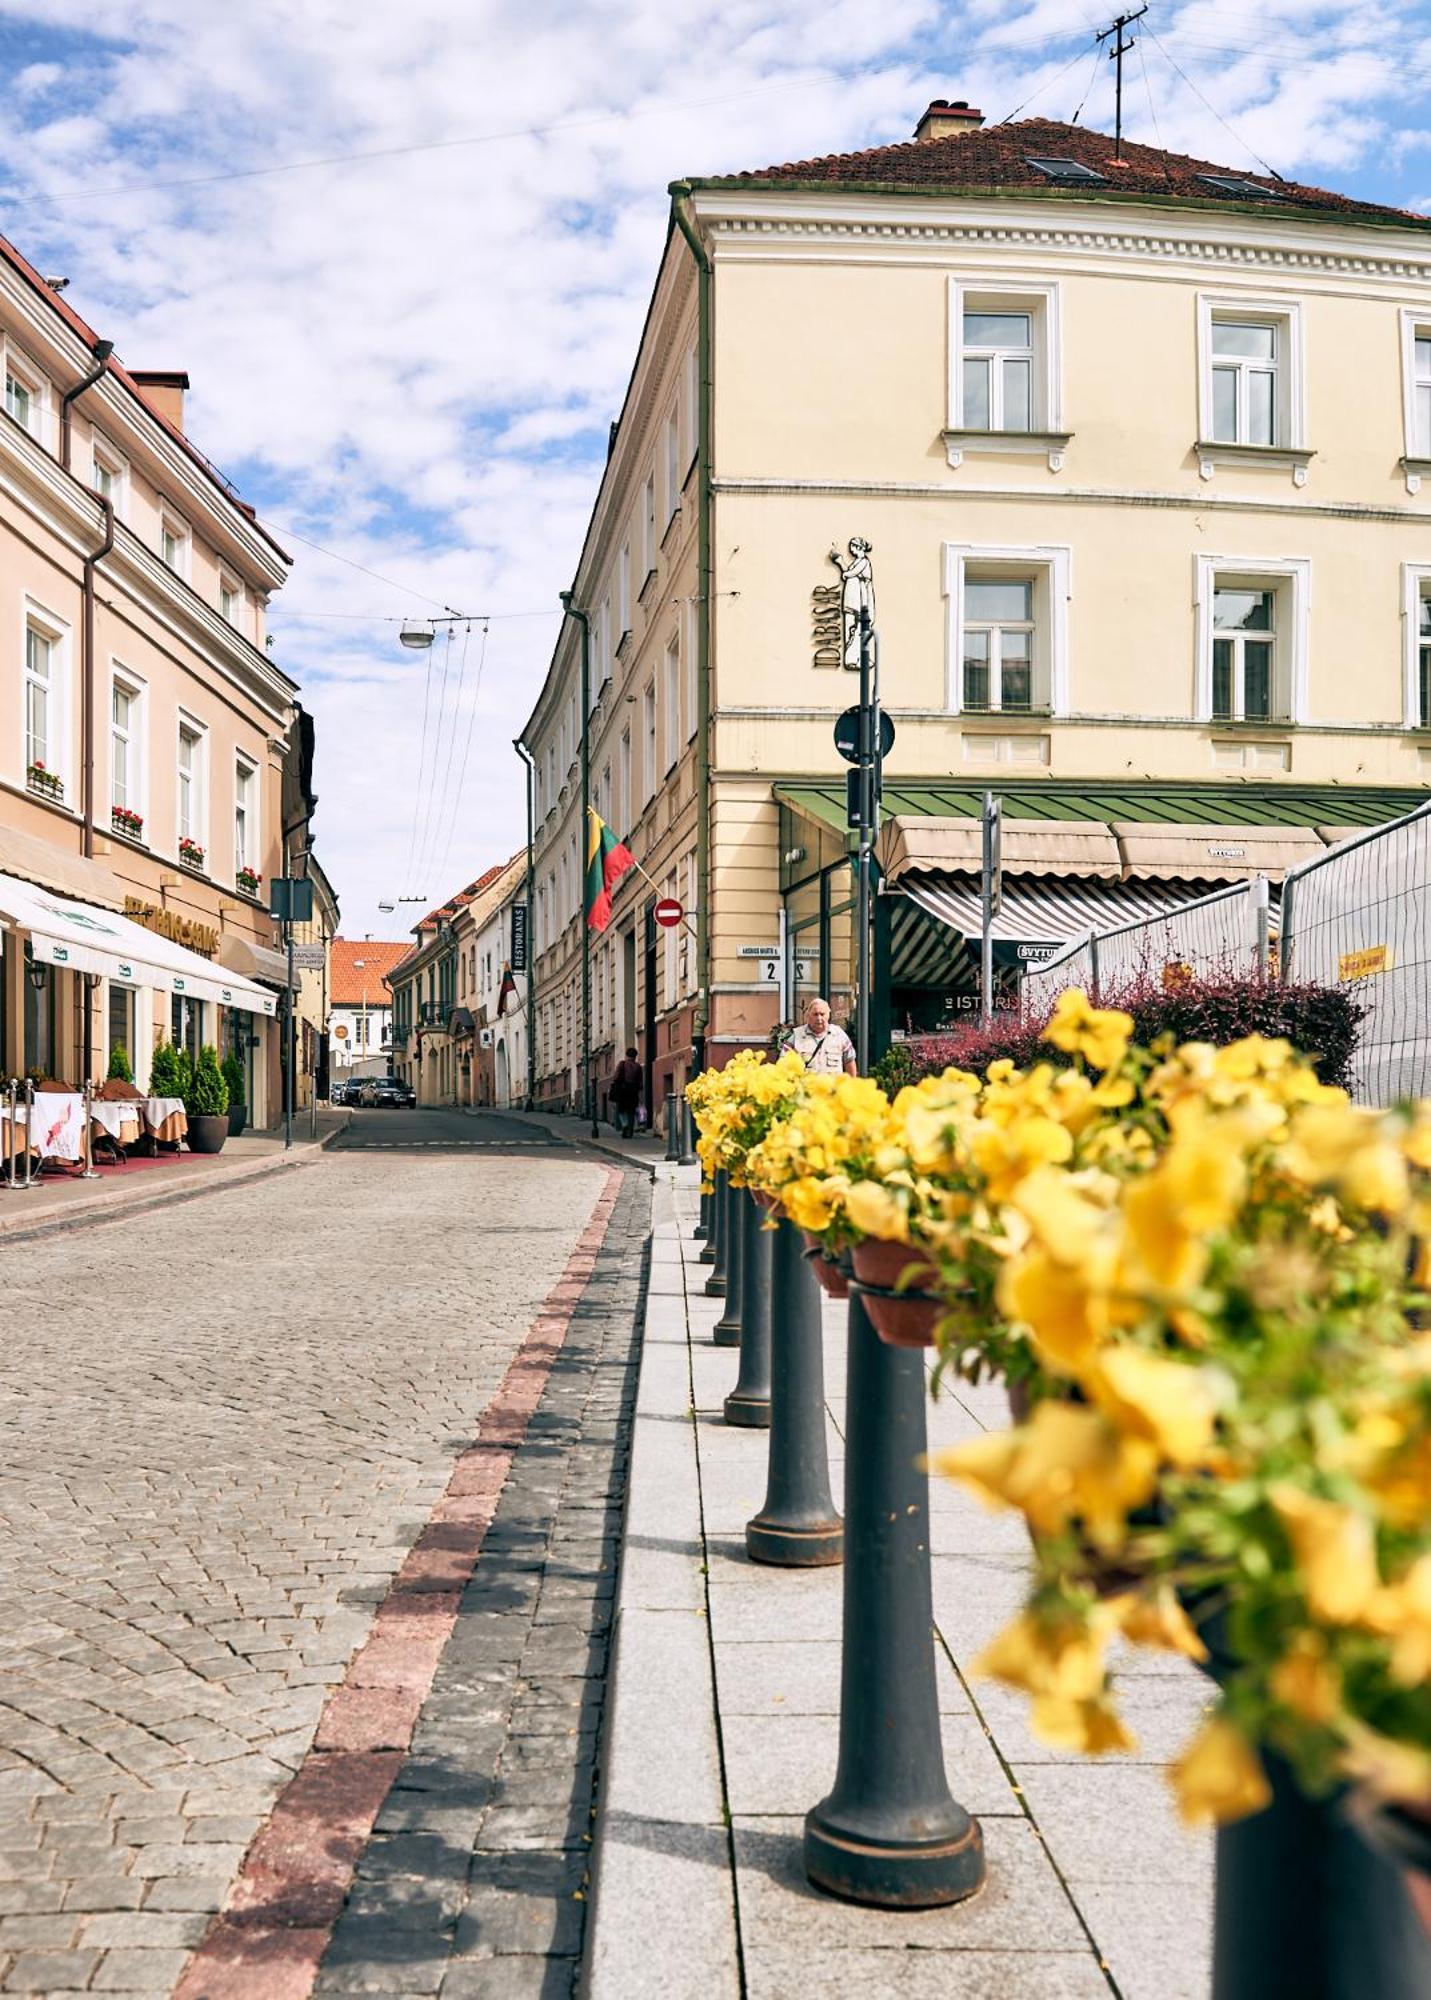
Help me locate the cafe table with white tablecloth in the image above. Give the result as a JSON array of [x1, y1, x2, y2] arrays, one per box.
[[141, 1096, 188, 1145], [6, 1091, 86, 1163], [89, 1099, 143, 1149]]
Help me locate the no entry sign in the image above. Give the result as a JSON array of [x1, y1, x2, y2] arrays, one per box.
[[654, 898, 684, 929]]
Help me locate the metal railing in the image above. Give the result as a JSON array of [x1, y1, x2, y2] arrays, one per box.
[[1021, 879, 1271, 1014], [1280, 799, 1431, 1107]]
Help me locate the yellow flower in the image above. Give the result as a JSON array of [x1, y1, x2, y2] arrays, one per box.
[[1111, 1585, 1209, 1662], [1364, 1556, 1431, 1688], [1269, 1636, 1342, 1724], [936, 1403, 1159, 1549], [1337, 1722, 1431, 1808], [998, 1246, 1111, 1377], [1030, 1694, 1137, 1756], [974, 1604, 1114, 1703], [1042, 989, 1135, 1072], [969, 1115, 1075, 1203], [1089, 1347, 1221, 1469], [842, 1178, 909, 1244], [1270, 1485, 1381, 1625], [1170, 1715, 1273, 1826]]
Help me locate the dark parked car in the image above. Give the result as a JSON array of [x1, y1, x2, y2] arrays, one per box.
[[359, 1075, 415, 1108]]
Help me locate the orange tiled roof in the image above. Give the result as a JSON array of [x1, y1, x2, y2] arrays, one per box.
[[328, 939, 411, 1005]]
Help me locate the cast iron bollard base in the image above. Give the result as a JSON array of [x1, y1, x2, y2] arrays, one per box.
[[664, 1090, 682, 1162], [695, 1183, 711, 1244], [704, 1171, 729, 1297], [746, 1214, 842, 1564], [723, 1188, 772, 1427], [712, 1176, 744, 1345], [678, 1095, 698, 1166], [804, 1287, 985, 1908], [1212, 1749, 1431, 2000]]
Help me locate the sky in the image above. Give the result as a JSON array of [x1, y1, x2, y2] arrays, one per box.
[[2, 0, 1430, 942]]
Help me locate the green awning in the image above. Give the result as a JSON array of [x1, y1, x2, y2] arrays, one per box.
[[776, 780, 1431, 842]]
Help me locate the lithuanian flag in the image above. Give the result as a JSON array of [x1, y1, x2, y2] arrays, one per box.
[[585, 808, 635, 932]]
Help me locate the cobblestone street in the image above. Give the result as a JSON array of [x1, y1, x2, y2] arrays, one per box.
[[0, 1129, 648, 1998]]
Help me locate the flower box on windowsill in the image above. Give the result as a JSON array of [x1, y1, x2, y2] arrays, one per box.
[[110, 806, 145, 842], [178, 839, 206, 873], [26, 763, 63, 802], [236, 868, 261, 898]]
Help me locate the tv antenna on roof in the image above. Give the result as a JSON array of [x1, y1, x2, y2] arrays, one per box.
[[1095, 5, 1148, 162]]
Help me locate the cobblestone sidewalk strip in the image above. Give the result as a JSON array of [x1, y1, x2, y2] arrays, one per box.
[[173, 1167, 631, 2000]]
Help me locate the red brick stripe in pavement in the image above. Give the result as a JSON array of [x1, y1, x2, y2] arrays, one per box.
[[173, 1166, 625, 2000]]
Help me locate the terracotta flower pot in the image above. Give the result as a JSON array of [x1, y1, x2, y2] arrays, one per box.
[[801, 1232, 850, 1300], [751, 1188, 780, 1213], [850, 1237, 942, 1348]]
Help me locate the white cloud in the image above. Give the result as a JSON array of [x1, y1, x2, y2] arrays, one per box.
[[0, 0, 1413, 939]]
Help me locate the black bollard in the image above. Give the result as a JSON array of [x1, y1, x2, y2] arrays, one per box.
[[1212, 1750, 1431, 2000], [804, 1286, 985, 1907], [723, 1190, 772, 1428], [695, 1178, 711, 1244], [746, 1214, 842, 1564], [664, 1090, 682, 1162], [703, 1171, 728, 1295], [678, 1094, 698, 1167], [712, 1176, 744, 1342]]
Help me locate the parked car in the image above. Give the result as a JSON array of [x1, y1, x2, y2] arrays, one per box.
[[331, 1078, 357, 1105], [359, 1076, 415, 1108]]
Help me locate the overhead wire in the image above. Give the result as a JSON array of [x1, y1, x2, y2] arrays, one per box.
[[1143, 23, 1287, 180], [402, 625, 444, 898], [994, 34, 1102, 126], [409, 625, 458, 901], [416, 619, 475, 895], [431, 621, 492, 895]]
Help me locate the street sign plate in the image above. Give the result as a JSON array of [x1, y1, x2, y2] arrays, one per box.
[[290, 943, 325, 971], [269, 877, 314, 923], [654, 897, 684, 929], [833, 707, 895, 765]]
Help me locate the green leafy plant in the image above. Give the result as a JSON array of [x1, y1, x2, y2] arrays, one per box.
[[106, 1043, 133, 1083], [148, 1039, 188, 1098], [220, 1051, 246, 1107], [186, 1045, 229, 1118]]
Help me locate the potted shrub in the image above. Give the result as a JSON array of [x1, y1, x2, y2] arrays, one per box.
[[148, 1039, 187, 1099], [184, 1044, 229, 1154], [221, 1050, 247, 1137], [107, 1043, 133, 1084]]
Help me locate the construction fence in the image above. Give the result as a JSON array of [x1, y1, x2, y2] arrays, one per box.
[[1021, 800, 1431, 1107]]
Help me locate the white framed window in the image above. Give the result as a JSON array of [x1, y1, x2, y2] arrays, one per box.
[[618, 542, 631, 638], [665, 412, 680, 524], [663, 635, 680, 770], [91, 435, 128, 519], [219, 573, 243, 628], [234, 755, 257, 878], [110, 671, 146, 825], [22, 602, 70, 794], [684, 597, 697, 742], [942, 543, 1072, 716], [642, 475, 656, 577], [4, 348, 47, 444], [1401, 566, 1431, 728], [642, 683, 656, 803], [1193, 556, 1310, 725], [618, 727, 631, 835], [1400, 313, 1431, 477], [159, 510, 191, 578], [596, 597, 611, 692], [1196, 296, 1307, 479], [177, 715, 207, 849], [946, 278, 1063, 468]]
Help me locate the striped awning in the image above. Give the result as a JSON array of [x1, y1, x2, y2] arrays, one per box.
[[898, 872, 1226, 947]]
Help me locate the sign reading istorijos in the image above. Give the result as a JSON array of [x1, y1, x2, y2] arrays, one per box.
[[123, 897, 219, 957], [1339, 944, 1394, 982]]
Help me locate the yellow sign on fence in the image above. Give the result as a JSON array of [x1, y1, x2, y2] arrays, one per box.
[[1338, 944, 1394, 982]]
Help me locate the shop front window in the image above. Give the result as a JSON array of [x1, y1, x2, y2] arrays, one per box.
[[24, 962, 56, 1077], [170, 993, 203, 1067], [107, 984, 135, 1076]]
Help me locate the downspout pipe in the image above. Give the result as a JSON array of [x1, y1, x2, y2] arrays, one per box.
[[670, 186, 712, 1076], [60, 339, 114, 474], [559, 592, 599, 1138], [513, 737, 537, 1110]]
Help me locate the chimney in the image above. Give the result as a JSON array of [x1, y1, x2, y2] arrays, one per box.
[[914, 99, 985, 143], [129, 368, 190, 433]]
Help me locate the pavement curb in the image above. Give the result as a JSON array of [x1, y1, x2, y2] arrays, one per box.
[[0, 1113, 351, 1242], [582, 1183, 742, 1999]]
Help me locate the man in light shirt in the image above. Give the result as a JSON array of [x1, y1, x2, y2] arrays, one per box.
[[783, 997, 857, 1076]]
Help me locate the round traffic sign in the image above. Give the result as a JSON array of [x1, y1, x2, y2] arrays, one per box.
[[833, 706, 895, 765], [654, 898, 684, 929]]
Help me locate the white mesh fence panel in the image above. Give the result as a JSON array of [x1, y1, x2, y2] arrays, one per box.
[[1021, 882, 1267, 1015], [1282, 803, 1431, 1106], [1021, 937, 1096, 1016]]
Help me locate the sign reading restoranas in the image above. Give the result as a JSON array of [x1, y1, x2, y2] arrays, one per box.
[[511, 902, 528, 971], [1339, 944, 1394, 982], [123, 898, 219, 957]]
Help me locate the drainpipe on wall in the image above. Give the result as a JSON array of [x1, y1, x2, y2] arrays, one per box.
[[513, 737, 537, 1110], [60, 339, 114, 475], [669, 185, 712, 1075], [558, 592, 598, 1138]]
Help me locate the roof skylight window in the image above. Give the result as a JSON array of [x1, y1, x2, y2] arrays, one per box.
[[1197, 174, 1286, 200], [1025, 156, 1107, 185]]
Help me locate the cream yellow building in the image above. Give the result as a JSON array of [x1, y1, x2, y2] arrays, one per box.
[[0, 225, 310, 1118], [521, 104, 1431, 1095]]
